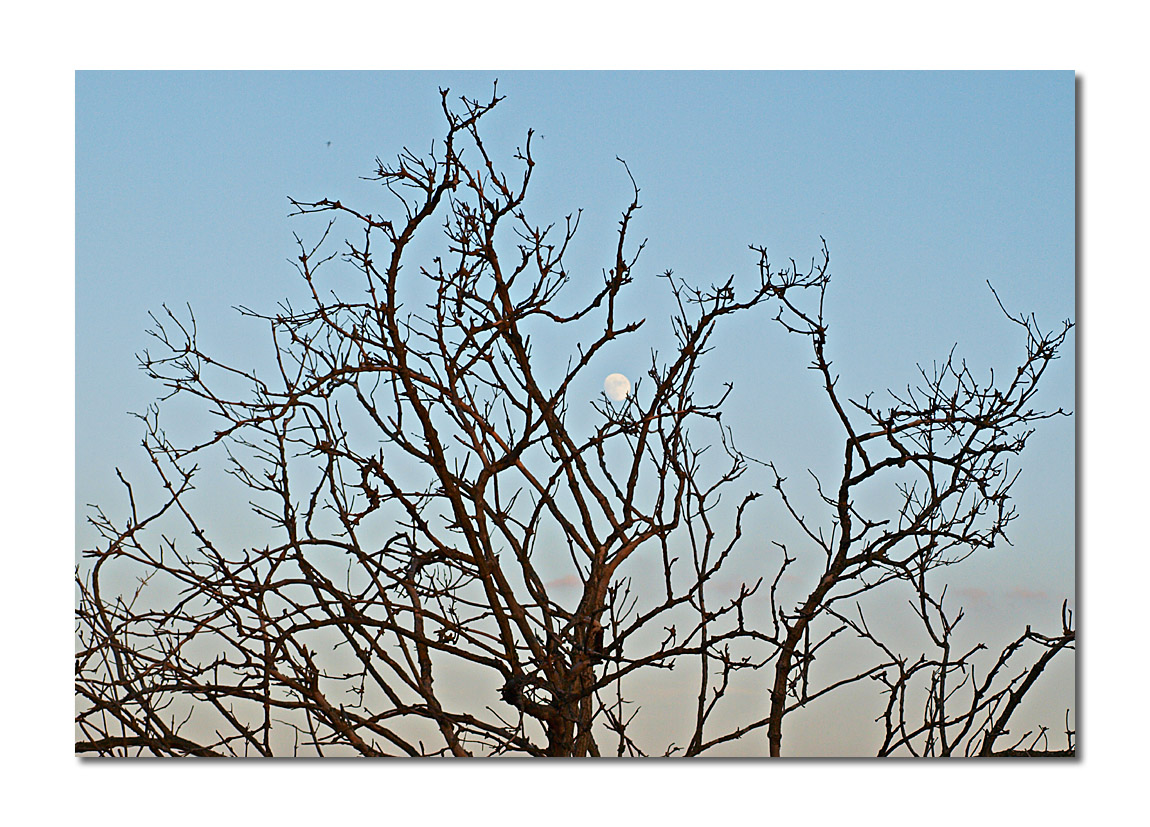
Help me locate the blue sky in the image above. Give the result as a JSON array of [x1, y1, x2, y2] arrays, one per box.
[[76, 71, 1074, 755]]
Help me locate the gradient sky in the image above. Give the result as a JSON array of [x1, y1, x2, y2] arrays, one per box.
[[76, 71, 1075, 756]]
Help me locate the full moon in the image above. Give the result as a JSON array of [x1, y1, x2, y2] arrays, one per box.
[[604, 373, 631, 402]]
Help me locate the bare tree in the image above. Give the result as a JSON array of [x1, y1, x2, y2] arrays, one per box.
[[76, 85, 1074, 757]]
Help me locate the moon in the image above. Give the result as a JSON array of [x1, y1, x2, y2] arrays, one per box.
[[604, 373, 631, 402]]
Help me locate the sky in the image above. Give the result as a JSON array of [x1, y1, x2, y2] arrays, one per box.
[[76, 70, 1076, 757]]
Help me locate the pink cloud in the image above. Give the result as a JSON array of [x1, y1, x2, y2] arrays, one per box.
[[545, 574, 582, 590], [710, 577, 753, 597], [953, 586, 989, 605]]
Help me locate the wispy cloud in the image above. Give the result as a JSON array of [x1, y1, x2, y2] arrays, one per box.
[[545, 574, 582, 590], [952, 586, 989, 605]]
